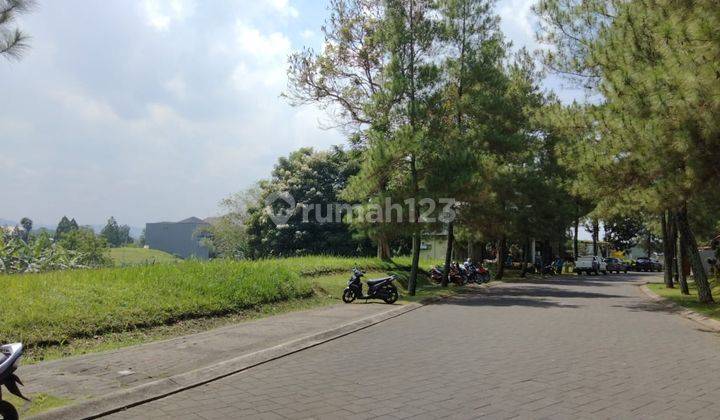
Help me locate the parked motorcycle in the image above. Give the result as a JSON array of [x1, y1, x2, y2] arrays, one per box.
[[342, 269, 399, 304], [474, 262, 492, 283], [463, 259, 491, 283], [430, 266, 444, 283], [1, 342, 29, 420], [431, 263, 466, 285]]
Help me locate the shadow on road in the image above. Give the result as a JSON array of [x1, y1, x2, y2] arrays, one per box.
[[505, 276, 619, 287], [613, 299, 680, 315], [431, 283, 628, 309]]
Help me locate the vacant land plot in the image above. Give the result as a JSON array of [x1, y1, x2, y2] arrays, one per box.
[[108, 247, 179, 266], [1, 256, 443, 353]]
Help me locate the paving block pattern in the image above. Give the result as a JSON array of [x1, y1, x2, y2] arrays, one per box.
[[21, 302, 396, 404], [109, 273, 720, 419]]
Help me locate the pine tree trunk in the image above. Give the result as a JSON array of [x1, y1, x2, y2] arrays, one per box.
[[376, 234, 392, 261], [592, 219, 599, 256], [661, 211, 674, 288], [409, 230, 421, 296], [520, 237, 529, 278], [667, 210, 678, 284], [442, 221, 453, 287], [405, 0, 420, 297], [407, 157, 420, 296], [496, 236, 506, 280], [678, 225, 690, 295], [573, 201, 580, 259], [677, 204, 712, 303]]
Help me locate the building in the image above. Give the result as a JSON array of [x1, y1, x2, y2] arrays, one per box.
[[419, 233, 449, 261], [145, 217, 210, 259]]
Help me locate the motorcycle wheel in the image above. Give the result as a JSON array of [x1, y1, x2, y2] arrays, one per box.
[[0, 401, 19, 420], [342, 288, 356, 304], [383, 288, 399, 304]]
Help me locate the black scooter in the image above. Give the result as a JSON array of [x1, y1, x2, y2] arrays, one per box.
[[1, 343, 29, 420], [342, 269, 399, 304]]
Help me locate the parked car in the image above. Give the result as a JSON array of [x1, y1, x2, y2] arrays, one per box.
[[604, 257, 628, 273], [634, 257, 662, 272], [650, 258, 663, 271], [575, 255, 607, 275]]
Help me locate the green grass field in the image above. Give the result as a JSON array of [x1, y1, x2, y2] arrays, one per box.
[[1, 256, 444, 354], [108, 247, 179, 266], [647, 281, 720, 320]]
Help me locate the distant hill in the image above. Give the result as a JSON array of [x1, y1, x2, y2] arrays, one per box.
[[0, 218, 17, 227]]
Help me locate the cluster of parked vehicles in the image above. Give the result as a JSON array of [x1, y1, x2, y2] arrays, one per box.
[[342, 259, 491, 305], [574, 255, 663, 275], [430, 259, 491, 285]]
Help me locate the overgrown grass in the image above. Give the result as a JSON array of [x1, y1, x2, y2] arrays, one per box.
[[4, 393, 72, 418], [109, 247, 179, 266], [2, 260, 308, 347], [1, 256, 443, 351], [647, 281, 720, 320]]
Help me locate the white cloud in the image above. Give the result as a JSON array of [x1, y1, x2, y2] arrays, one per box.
[[264, 0, 299, 18], [49, 89, 120, 122], [140, 0, 195, 31], [164, 75, 187, 99], [230, 22, 292, 91], [300, 29, 314, 40], [234, 22, 292, 60], [498, 0, 538, 51]]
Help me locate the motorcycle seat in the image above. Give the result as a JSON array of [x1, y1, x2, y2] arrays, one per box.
[[366, 277, 392, 286]]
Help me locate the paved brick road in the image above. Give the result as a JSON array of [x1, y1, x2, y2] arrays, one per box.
[[108, 274, 720, 419]]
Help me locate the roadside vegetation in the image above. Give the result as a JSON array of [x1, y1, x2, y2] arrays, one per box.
[[1, 256, 446, 361], [648, 282, 720, 322]]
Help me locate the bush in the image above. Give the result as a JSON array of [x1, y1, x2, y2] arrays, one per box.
[[0, 232, 109, 274]]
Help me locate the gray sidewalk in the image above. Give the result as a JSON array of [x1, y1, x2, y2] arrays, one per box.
[[20, 301, 414, 418]]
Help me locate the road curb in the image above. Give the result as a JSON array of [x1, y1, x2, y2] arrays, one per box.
[[30, 302, 424, 420], [638, 283, 720, 333]]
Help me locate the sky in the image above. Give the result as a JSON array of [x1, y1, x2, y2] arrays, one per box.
[[1, 0, 586, 229]]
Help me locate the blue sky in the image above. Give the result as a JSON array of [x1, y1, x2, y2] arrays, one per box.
[[1, 0, 585, 229]]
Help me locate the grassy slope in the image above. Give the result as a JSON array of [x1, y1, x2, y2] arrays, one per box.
[[647, 281, 720, 320], [109, 247, 179, 266], [1, 256, 444, 351]]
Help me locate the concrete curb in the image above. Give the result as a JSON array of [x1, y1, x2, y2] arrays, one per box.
[[31, 302, 424, 420], [638, 283, 720, 333]]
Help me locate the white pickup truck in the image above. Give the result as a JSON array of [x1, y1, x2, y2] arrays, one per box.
[[574, 255, 607, 275]]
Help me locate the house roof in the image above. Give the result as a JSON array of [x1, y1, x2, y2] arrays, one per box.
[[177, 217, 206, 224]]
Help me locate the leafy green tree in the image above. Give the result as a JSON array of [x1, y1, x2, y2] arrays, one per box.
[[536, 0, 720, 302], [286, 0, 397, 260], [58, 227, 111, 267], [100, 217, 131, 247], [246, 147, 373, 258], [368, 0, 440, 294], [55, 216, 79, 240], [19, 217, 31, 242], [0, 0, 33, 60], [604, 215, 645, 254], [119, 224, 132, 245], [202, 188, 259, 259], [434, 0, 500, 286]]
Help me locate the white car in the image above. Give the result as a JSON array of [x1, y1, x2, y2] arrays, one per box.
[[574, 255, 607, 275]]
